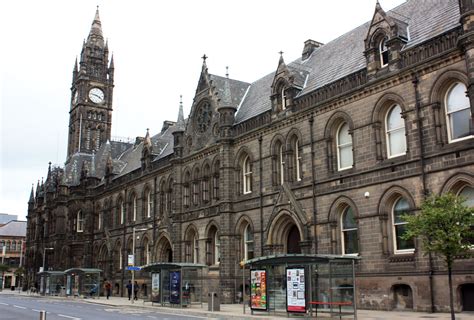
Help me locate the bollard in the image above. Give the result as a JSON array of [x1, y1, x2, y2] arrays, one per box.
[[39, 310, 47, 320]]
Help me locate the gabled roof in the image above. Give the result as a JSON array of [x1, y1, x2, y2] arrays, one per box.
[[0, 220, 27, 237], [235, 0, 460, 124]]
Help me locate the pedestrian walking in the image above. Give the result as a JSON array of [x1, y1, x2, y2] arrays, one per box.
[[104, 279, 112, 299], [133, 281, 139, 300], [126, 280, 132, 300]]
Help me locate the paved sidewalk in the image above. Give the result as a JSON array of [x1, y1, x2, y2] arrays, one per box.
[[2, 290, 474, 319]]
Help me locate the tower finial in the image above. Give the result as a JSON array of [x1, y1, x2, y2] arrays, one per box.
[[177, 95, 185, 128], [226, 66, 229, 79], [202, 54, 208, 62]]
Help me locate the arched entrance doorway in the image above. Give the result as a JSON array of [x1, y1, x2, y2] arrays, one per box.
[[460, 283, 474, 311], [287, 225, 301, 254], [155, 236, 173, 262], [392, 284, 413, 310], [268, 211, 303, 254]]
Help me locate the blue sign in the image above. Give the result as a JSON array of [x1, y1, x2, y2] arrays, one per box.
[[126, 266, 141, 271], [170, 271, 181, 304]]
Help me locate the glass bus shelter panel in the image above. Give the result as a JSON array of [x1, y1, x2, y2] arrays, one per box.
[[182, 268, 202, 305], [48, 275, 65, 296], [329, 261, 355, 314], [267, 265, 287, 313], [81, 273, 101, 297], [311, 263, 331, 307], [161, 271, 171, 305]]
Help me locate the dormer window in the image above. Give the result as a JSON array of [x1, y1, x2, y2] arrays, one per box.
[[379, 37, 389, 67], [281, 87, 287, 110]]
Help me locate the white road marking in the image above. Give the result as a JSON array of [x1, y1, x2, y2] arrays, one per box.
[[13, 305, 26, 309], [147, 316, 158, 319], [58, 314, 82, 320], [0, 302, 8, 306], [32, 309, 42, 312], [150, 312, 206, 319]]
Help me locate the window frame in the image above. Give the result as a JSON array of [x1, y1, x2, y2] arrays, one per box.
[[244, 224, 254, 261], [445, 82, 472, 143], [385, 104, 406, 158], [278, 144, 285, 185], [379, 37, 389, 68], [132, 195, 137, 221], [336, 122, 353, 171], [392, 196, 415, 254], [77, 210, 84, 233], [146, 190, 152, 218], [340, 206, 358, 255], [242, 155, 252, 194]]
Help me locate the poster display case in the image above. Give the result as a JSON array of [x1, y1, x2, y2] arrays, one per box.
[[286, 267, 306, 313], [250, 269, 267, 311]]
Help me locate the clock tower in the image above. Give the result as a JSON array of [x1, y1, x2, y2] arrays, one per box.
[[67, 7, 114, 160]]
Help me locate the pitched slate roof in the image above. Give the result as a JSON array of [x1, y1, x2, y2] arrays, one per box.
[[0, 220, 27, 237], [235, 0, 460, 124]]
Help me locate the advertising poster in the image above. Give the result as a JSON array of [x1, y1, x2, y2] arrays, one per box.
[[286, 267, 306, 312], [169, 271, 181, 304], [151, 272, 160, 303], [250, 269, 267, 310]]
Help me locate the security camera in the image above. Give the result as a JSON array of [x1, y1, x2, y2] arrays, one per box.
[[364, 191, 370, 198]]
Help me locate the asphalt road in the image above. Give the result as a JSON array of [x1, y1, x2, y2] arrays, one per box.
[[0, 294, 207, 320]]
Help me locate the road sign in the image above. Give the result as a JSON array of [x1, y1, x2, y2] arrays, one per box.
[[127, 266, 141, 271], [128, 254, 134, 266]]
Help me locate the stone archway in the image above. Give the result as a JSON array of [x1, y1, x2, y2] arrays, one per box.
[[391, 284, 413, 310], [267, 211, 303, 254], [460, 283, 474, 311], [155, 236, 173, 262]]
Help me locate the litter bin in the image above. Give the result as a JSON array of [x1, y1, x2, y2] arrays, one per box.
[[208, 292, 220, 311]]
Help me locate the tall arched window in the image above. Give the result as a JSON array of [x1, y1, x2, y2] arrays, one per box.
[[98, 211, 103, 230], [119, 200, 125, 225], [186, 230, 199, 263], [166, 179, 173, 213], [392, 197, 414, 253], [278, 143, 284, 185], [243, 155, 252, 194], [458, 186, 474, 245], [192, 169, 200, 206], [445, 82, 472, 142], [146, 189, 152, 218], [207, 226, 220, 265], [337, 122, 353, 170], [341, 207, 358, 254], [212, 161, 220, 201], [183, 172, 190, 207], [202, 164, 210, 203], [77, 211, 84, 232], [131, 195, 137, 222], [379, 37, 389, 67], [143, 238, 151, 265], [244, 224, 254, 261], [386, 104, 406, 157], [294, 138, 302, 181]]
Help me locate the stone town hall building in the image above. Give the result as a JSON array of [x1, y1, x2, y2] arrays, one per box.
[[26, 0, 474, 312]]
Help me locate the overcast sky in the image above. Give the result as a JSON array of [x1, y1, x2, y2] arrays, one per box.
[[0, 0, 406, 220]]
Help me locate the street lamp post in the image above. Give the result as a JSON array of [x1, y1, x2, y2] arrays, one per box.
[[131, 227, 147, 304], [42, 247, 54, 272]]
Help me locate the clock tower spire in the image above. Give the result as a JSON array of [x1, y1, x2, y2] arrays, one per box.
[[67, 7, 114, 161]]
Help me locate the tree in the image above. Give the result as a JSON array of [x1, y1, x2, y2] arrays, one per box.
[[0, 264, 11, 291], [402, 193, 474, 320]]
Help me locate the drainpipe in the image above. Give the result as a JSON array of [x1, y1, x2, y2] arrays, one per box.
[[121, 188, 127, 297], [258, 135, 264, 256], [309, 114, 318, 254], [412, 74, 435, 313]]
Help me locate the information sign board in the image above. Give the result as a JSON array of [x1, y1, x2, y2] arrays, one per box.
[[286, 267, 306, 313], [250, 269, 267, 310]]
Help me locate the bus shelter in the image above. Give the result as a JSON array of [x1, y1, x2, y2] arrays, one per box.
[[141, 262, 206, 308], [64, 268, 102, 297], [244, 254, 359, 318], [37, 271, 64, 296]]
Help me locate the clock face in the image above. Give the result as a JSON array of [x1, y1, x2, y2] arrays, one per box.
[[196, 102, 212, 133], [89, 88, 104, 104]]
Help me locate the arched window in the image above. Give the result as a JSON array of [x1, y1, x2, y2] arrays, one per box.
[[11, 241, 16, 251], [243, 224, 254, 261], [341, 207, 358, 254], [185, 229, 199, 264], [166, 179, 173, 213], [143, 238, 151, 265], [212, 161, 220, 201], [458, 186, 474, 245], [386, 104, 406, 158], [159, 181, 166, 216], [281, 87, 287, 110], [337, 122, 353, 170], [183, 171, 190, 207], [207, 226, 220, 265], [98, 211, 103, 230], [392, 197, 414, 253], [202, 164, 210, 203], [278, 143, 284, 185], [6, 241, 10, 251], [146, 189, 152, 218], [379, 37, 389, 67], [77, 211, 84, 232], [132, 195, 137, 221], [192, 169, 200, 206], [294, 138, 302, 181], [445, 82, 472, 142], [119, 200, 125, 225], [243, 155, 252, 194]]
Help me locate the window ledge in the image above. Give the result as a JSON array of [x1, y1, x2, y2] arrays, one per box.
[[208, 265, 220, 271], [388, 253, 415, 263]]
